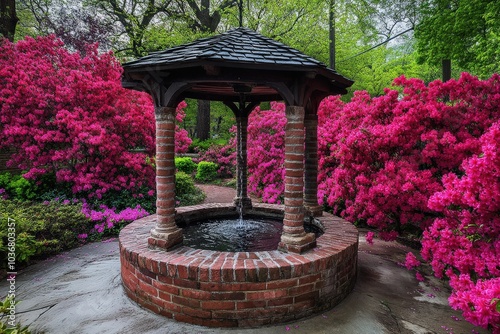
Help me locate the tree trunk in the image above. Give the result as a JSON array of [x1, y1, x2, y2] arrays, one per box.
[[329, 0, 335, 70], [0, 0, 18, 42], [442, 59, 451, 82], [196, 100, 210, 141]]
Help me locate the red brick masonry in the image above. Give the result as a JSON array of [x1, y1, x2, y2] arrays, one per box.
[[119, 203, 359, 328]]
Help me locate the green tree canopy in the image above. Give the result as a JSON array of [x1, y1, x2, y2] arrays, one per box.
[[415, 0, 500, 77]]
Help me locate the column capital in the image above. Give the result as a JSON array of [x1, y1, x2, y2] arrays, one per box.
[[155, 106, 176, 122], [285, 105, 305, 123]]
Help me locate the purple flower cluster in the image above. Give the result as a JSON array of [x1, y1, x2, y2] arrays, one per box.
[[81, 203, 149, 233]]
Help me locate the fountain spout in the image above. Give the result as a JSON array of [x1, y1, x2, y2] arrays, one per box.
[[231, 94, 254, 217]]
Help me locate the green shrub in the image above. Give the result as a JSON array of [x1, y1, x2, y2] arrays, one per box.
[[0, 173, 11, 190], [175, 172, 206, 206], [224, 178, 237, 189], [0, 173, 37, 201], [0, 200, 93, 267], [195, 161, 218, 183], [175, 172, 196, 195], [36, 172, 73, 201], [189, 138, 228, 152], [0, 296, 31, 334], [175, 157, 197, 175]]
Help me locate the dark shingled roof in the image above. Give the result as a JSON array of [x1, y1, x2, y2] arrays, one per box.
[[124, 27, 323, 67], [122, 27, 353, 105], [123, 27, 351, 85]]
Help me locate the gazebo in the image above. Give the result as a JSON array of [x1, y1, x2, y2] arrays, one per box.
[[121, 27, 353, 254], [119, 28, 359, 328]]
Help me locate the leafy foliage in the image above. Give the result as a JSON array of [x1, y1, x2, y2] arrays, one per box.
[[0, 35, 190, 200], [175, 157, 197, 175], [175, 171, 205, 206], [88, 188, 156, 214], [195, 161, 218, 183], [0, 173, 37, 201], [415, 0, 500, 77], [0, 296, 31, 334], [189, 137, 230, 152], [423, 121, 500, 330], [195, 133, 236, 178], [0, 200, 93, 266]]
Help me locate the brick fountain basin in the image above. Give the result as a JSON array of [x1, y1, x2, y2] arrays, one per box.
[[119, 203, 359, 328]]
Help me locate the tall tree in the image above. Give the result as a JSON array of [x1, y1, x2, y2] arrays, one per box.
[[83, 0, 180, 57], [0, 0, 18, 41], [415, 0, 500, 78], [182, 0, 236, 32], [18, 0, 117, 53], [329, 0, 335, 69], [175, 0, 238, 141]]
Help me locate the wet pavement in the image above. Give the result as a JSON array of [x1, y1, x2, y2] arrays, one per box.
[[0, 231, 488, 334]]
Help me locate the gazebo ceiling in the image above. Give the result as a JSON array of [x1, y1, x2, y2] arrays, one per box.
[[122, 27, 353, 106]]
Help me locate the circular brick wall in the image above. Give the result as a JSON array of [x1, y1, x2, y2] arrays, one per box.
[[119, 203, 358, 328]]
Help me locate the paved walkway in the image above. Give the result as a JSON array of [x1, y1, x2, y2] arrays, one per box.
[[197, 184, 239, 203], [0, 186, 488, 334]]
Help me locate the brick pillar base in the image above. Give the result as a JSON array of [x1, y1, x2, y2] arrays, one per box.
[[148, 106, 183, 250], [278, 233, 316, 254], [278, 105, 316, 254], [234, 197, 253, 210]]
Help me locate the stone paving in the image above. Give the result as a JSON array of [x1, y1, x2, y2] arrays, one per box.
[[0, 186, 489, 334]]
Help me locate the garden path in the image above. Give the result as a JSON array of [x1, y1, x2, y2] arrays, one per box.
[[198, 184, 238, 203], [0, 187, 489, 334]]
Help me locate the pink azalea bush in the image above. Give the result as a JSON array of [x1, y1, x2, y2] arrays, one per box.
[[81, 202, 149, 235], [423, 121, 500, 331], [316, 74, 500, 330], [247, 102, 287, 203], [318, 74, 500, 239], [0, 35, 190, 199], [174, 101, 192, 154], [217, 73, 500, 330], [197, 102, 286, 202], [196, 126, 237, 178]]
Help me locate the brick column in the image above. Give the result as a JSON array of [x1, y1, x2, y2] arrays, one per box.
[[234, 115, 252, 210], [148, 106, 183, 250], [278, 106, 316, 254], [304, 113, 323, 217]]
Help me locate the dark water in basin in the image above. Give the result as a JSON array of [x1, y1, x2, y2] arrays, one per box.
[[182, 218, 282, 252], [182, 218, 324, 252]]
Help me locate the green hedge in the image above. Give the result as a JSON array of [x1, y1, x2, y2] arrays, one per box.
[[175, 172, 206, 206], [195, 161, 218, 183], [0, 173, 37, 201], [0, 296, 31, 334], [175, 157, 197, 175], [0, 200, 92, 268], [189, 138, 228, 152]]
